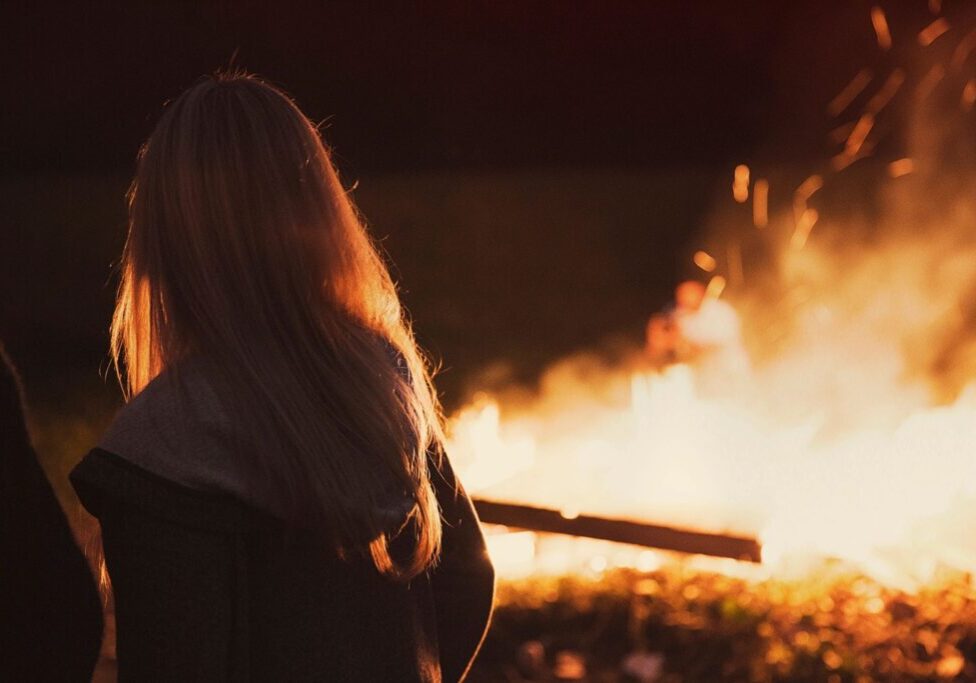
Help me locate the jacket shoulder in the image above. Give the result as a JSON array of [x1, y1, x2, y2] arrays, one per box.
[[70, 448, 247, 535], [96, 360, 263, 508]]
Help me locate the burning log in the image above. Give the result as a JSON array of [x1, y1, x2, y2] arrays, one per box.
[[472, 498, 762, 563]]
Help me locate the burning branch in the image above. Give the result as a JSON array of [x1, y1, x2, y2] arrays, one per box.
[[472, 498, 763, 563]]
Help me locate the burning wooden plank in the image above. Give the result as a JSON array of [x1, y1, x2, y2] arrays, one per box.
[[472, 498, 762, 563]]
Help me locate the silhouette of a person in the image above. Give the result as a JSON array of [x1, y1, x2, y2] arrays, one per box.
[[0, 345, 103, 681]]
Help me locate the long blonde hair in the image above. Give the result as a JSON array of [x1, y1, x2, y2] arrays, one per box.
[[111, 71, 443, 579]]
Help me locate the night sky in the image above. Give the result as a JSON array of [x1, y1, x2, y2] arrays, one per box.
[[4, 1, 918, 176]]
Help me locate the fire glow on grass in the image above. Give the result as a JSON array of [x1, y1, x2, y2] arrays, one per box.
[[445, 6, 976, 590]]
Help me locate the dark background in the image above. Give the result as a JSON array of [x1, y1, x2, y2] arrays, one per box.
[[8, 6, 976, 679], [2, 0, 965, 432]]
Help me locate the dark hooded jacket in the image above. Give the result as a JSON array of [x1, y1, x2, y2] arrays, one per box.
[[69, 359, 494, 682]]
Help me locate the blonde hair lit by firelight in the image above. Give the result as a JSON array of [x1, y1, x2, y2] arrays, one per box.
[[111, 71, 443, 580]]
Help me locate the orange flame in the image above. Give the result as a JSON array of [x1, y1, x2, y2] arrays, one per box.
[[452, 7, 976, 592]]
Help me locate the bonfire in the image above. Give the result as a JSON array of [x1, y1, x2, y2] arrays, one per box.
[[457, 4, 976, 680]]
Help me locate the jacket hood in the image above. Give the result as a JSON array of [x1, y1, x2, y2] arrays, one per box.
[[99, 357, 416, 535]]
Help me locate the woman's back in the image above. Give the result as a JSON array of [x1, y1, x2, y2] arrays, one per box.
[[71, 360, 494, 681], [72, 72, 495, 680]]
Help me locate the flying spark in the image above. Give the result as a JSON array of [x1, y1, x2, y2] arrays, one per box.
[[694, 250, 717, 273], [963, 80, 976, 110], [952, 29, 976, 68], [916, 64, 946, 101], [845, 114, 875, 156], [887, 158, 914, 178], [791, 208, 819, 249], [753, 179, 769, 228], [866, 69, 905, 115], [827, 68, 874, 117], [733, 164, 750, 203], [918, 18, 950, 47], [871, 7, 892, 51], [705, 275, 727, 300], [795, 175, 824, 204]]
